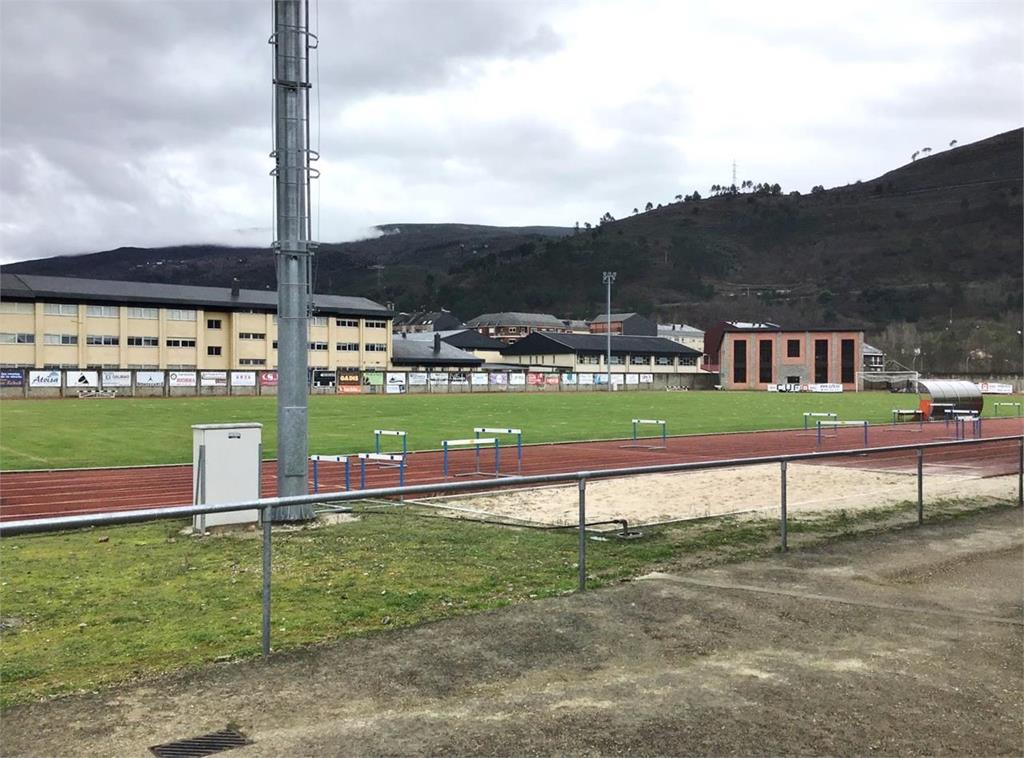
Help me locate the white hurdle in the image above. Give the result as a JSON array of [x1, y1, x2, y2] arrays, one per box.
[[474, 427, 523, 474], [373, 429, 408, 456], [816, 420, 869, 447], [801, 412, 837, 435], [357, 452, 405, 487], [442, 437, 500, 479], [993, 402, 1022, 417], [622, 419, 667, 449], [309, 454, 350, 492]]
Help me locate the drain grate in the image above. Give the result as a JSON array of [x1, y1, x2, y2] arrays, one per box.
[[149, 727, 251, 757]]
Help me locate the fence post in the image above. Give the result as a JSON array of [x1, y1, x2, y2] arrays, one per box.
[[917, 448, 924, 525], [578, 477, 587, 592], [1018, 438, 1023, 508], [780, 460, 788, 551], [261, 503, 272, 658]]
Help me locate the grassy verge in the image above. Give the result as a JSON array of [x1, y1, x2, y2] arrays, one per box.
[[4, 391, 1021, 471], [0, 495, 1014, 707]]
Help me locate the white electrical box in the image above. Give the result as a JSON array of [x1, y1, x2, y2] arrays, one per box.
[[192, 423, 263, 531]]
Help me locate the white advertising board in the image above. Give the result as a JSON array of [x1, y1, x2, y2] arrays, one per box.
[[470, 372, 488, 386], [102, 370, 132, 388], [639, 373, 654, 384], [625, 374, 639, 385], [168, 371, 197, 387], [65, 370, 99, 388], [231, 371, 257, 387], [408, 372, 428, 386], [809, 383, 843, 393], [29, 369, 62, 387], [578, 373, 594, 385], [561, 373, 578, 385], [428, 372, 448, 385], [200, 371, 228, 387], [508, 372, 526, 386], [136, 371, 166, 386], [979, 382, 1014, 394]]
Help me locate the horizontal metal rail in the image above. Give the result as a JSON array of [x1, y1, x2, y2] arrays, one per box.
[[3, 435, 1020, 537]]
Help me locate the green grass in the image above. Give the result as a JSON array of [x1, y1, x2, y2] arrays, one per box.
[[0, 498, 1012, 706], [7, 391, 1017, 471]]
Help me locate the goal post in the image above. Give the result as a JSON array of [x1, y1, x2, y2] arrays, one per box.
[[856, 371, 919, 393]]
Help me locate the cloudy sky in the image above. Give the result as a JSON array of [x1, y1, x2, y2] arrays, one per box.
[[1, 0, 1021, 263]]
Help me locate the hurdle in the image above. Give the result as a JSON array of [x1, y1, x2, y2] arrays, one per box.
[[801, 412, 837, 435], [474, 427, 523, 475], [442, 437, 501, 479], [621, 419, 668, 450], [816, 420, 869, 447], [993, 402, 1023, 417], [928, 402, 955, 423], [889, 409, 924, 432], [373, 429, 408, 456], [357, 453, 405, 488], [952, 415, 982, 440], [309, 454, 350, 493]]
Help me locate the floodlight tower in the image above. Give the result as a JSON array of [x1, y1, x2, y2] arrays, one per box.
[[602, 271, 616, 389], [270, 0, 318, 520]]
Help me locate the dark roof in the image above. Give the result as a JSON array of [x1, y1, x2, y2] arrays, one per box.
[[390, 339, 483, 367], [393, 310, 463, 328], [401, 329, 506, 350], [0, 273, 392, 318], [587, 312, 643, 323], [501, 331, 701, 357], [465, 311, 566, 328]]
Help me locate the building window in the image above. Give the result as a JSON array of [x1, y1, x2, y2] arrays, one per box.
[[680, 356, 697, 367], [167, 309, 197, 321], [310, 316, 327, 327], [44, 333, 78, 345], [239, 358, 266, 366], [814, 339, 829, 383], [365, 320, 386, 329], [655, 356, 672, 366], [336, 318, 358, 328], [0, 332, 35, 344], [167, 364, 196, 369], [127, 307, 158, 320], [786, 339, 800, 358], [630, 355, 651, 365], [1, 301, 33, 314], [759, 340, 773, 383], [86, 335, 119, 346], [207, 346, 222, 356], [609, 355, 624, 365], [309, 341, 328, 351], [127, 336, 159, 347], [207, 319, 222, 329], [239, 332, 265, 340], [43, 303, 78, 316], [364, 343, 387, 352], [166, 338, 196, 348], [336, 342, 359, 351], [128, 364, 159, 369], [272, 341, 277, 349], [86, 305, 118, 318], [732, 339, 747, 384], [580, 355, 600, 365], [841, 339, 855, 383]]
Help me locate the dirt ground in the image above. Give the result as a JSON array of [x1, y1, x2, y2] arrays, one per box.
[[2, 508, 1021, 757], [412, 463, 1017, 526]]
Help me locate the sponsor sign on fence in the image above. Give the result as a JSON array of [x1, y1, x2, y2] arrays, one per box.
[[168, 371, 197, 387], [200, 371, 228, 387], [545, 374, 560, 386], [508, 372, 526, 386], [385, 372, 407, 394], [578, 373, 594, 385], [29, 370, 61, 387], [639, 373, 654, 384], [136, 371, 166, 386], [527, 372, 545, 386], [470, 372, 488, 386], [809, 383, 844, 393], [488, 372, 507, 385], [363, 372, 384, 387], [408, 372, 428, 386], [337, 372, 360, 394], [768, 382, 844, 393], [259, 371, 279, 387], [313, 369, 337, 387], [428, 372, 448, 386], [625, 374, 639, 385], [232, 371, 257, 387], [102, 371, 132, 388], [450, 372, 470, 386], [0, 369, 25, 386], [562, 373, 578, 385], [65, 370, 99, 388], [979, 382, 1014, 395]]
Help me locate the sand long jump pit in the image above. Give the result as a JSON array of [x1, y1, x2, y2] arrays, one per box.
[[407, 462, 1017, 528]]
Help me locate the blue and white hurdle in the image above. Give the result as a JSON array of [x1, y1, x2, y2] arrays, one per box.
[[310, 454, 350, 493], [442, 437, 500, 479], [474, 427, 523, 475], [358, 452, 406, 488], [801, 412, 837, 435], [953, 414, 982, 440], [816, 420, 869, 447], [373, 429, 408, 456], [622, 419, 668, 450], [993, 402, 1022, 418]]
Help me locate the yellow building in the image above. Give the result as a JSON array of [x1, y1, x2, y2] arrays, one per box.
[[0, 274, 392, 370]]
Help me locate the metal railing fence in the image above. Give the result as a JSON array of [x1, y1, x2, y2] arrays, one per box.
[[2, 435, 1021, 659]]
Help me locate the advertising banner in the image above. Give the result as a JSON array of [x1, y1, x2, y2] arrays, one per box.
[[386, 373, 406, 394], [259, 371, 279, 387], [408, 372, 428, 386], [979, 382, 1014, 395], [200, 371, 228, 387], [809, 383, 843, 393], [312, 369, 337, 387], [508, 372, 526, 386], [450, 372, 470, 386], [767, 383, 800, 392], [577, 373, 594, 385], [470, 372, 488, 386], [544, 374, 560, 386], [136, 371, 166, 386], [488, 372, 508, 385], [0, 369, 25, 387], [428, 372, 448, 386], [337, 371, 360, 394], [65, 370, 99, 388], [232, 371, 257, 387], [562, 373, 578, 385], [102, 370, 132, 388], [593, 374, 608, 385], [29, 369, 62, 387], [639, 373, 654, 384], [363, 371, 384, 387], [625, 374, 639, 385], [527, 372, 545, 386], [168, 371, 197, 387]]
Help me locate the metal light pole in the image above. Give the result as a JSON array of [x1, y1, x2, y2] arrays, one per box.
[[270, 0, 317, 521], [603, 271, 616, 390]]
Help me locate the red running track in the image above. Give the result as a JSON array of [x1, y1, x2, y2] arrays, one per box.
[[1, 417, 1021, 522]]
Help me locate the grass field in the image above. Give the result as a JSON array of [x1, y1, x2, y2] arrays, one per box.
[[1, 497, 1011, 706], [5, 390, 1018, 471]]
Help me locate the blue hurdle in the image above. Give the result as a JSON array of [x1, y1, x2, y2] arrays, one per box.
[[309, 454, 350, 493], [816, 420, 869, 447], [474, 427, 523, 475], [442, 437, 500, 479], [622, 419, 667, 449], [373, 429, 408, 456], [953, 414, 982, 440], [358, 453, 405, 488]]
